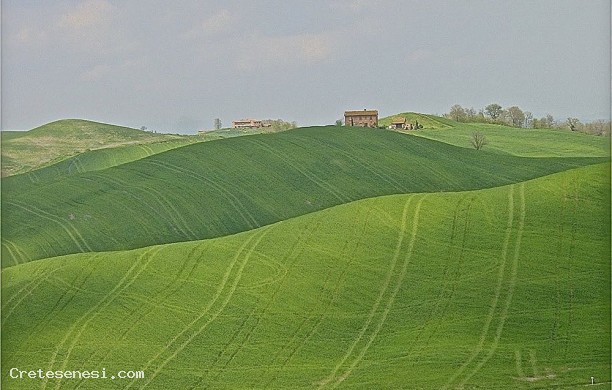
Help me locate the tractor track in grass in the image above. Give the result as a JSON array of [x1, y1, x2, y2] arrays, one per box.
[[139, 184, 198, 240], [6, 200, 92, 253], [77, 242, 207, 379], [198, 297, 263, 388], [129, 227, 271, 389], [67, 156, 84, 174], [318, 195, 424, 388], [194, 215, 330, 388], [230, 215, 327, 386], [263, 206, 374, 387], [401, 195, 474, 368], [248, 139, 350, 203], [323, 142, 405, 192], [42, 247, 162, 390], [444, 184, 525, 389], [2, 264, 46, 309], [458, 183, 525, 387], [443, 186, 516, 388], [144, 160, 260, 230], [2, 240, 30, 265], [89, 173, 198, 240], [85, 174, 170, 238], [564, 179, 580, 360], [316, 197, 415, 388], [19, 255, 102, 350], [2, 262, 73, 327], [329, 196, 426, 388]]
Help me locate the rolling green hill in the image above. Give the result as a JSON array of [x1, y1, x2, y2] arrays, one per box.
[[379, 112, 452, 129], [2, 126, 606, 266], [414, 123, 610, 157], [2, 163, 609, 389], [386, 115, 610, 157], [1, 119, 187, 176], [3, 138, 202, 190]]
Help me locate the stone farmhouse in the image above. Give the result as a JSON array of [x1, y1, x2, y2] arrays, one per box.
[[232, 119, 265, 129], [344, 109, 378, 128]]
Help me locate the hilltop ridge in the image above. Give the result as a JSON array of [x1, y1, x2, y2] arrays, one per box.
[[1, 119, 186, 176]]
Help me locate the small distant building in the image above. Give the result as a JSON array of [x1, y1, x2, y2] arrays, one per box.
[[232, 119, 263, 129], [344, 109, 378, 128], [389, 116, 419, 130], [390, 117, 407, 129], [232, 119, 262, 129]]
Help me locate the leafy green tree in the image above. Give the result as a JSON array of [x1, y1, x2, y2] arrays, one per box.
[[484, 103, 502, 120]]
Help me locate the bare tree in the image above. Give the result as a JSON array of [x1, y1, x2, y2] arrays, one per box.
[[470, 131, 488, 150], [449, 104, 466, 121], [506, 106, 525, 127], [523, 111, 533, 128], [567, 117, 580, 131]]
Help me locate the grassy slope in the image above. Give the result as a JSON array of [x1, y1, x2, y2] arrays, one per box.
[[401, 118, 610, 157], [2, 163, 609, 389], [3, 138, 205, 190], [379, 112, 452, 129], [1, 119, 187, 176], [2, 126, 606, 265]]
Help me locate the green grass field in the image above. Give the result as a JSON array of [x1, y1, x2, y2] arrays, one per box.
[[1, 118, 610, 389], [402, 118, 610, 157], [2, 138, 203, 189], [379, 112, 452, 129], [2, 126, 606, 266], [1, 119, 187, 176], [2, 163, 609, 389]]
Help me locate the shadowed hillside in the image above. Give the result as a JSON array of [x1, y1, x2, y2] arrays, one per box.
[[2, 126, 606, 265]]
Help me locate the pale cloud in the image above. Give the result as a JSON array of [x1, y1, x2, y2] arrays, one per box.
[[58, 0, 115, 30], [234, 33, 335, 71], [80, 64, 113, 82], [404, 49, 434, 64], [183, 9, 235, 39], [330, 0, 385, 12], [10, 26, 49, 45]]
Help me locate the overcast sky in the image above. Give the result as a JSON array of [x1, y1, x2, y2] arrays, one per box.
[[2, 0, 610, 133]]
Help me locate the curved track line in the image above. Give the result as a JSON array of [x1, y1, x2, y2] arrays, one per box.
[[145, 160, 259, 229], [318, 196, 424, 388], [2, 265, 71, 325], [329, 196, 426, 388], [443, 186, 516, 389], [129, 227, 271, 389], [43, 247, 161, 390], [7, 201, 92, 252], [267, 207, 374, 385], [248, 139, 349, 203], [1, 240, 27, 266], [323, 142, 405, 192], [93, 173, 197, 240], [458, 183, 525, 386]]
